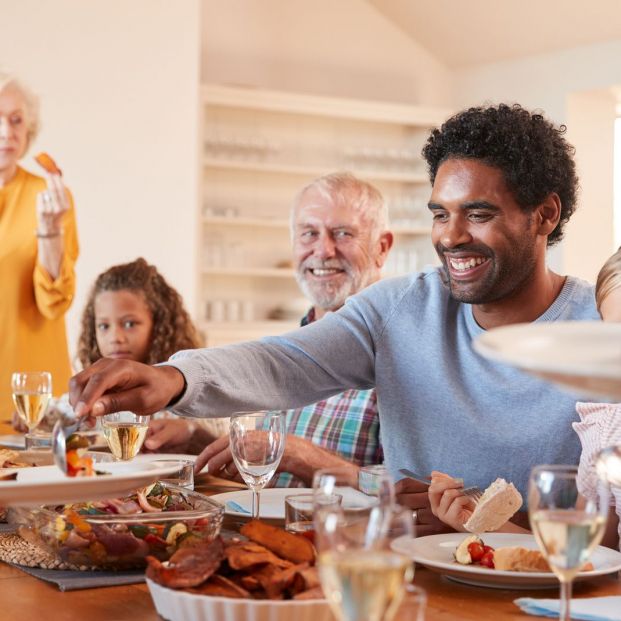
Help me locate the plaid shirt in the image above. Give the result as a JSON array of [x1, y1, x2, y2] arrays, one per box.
[[273, 308, 383, 487]]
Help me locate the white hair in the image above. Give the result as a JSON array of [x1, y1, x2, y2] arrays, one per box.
[[0, 72, 40, 148], [290, 172, 389, 240]]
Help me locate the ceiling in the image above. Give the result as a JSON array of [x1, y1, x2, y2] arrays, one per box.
[[368, 0, 621, 68]]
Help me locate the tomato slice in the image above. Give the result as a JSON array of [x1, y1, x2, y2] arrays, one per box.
[[479, 550, 495, 568], [467, 541, 485, 562]]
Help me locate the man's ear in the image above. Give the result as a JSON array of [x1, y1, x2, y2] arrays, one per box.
[[376, 231, 394, 268], [535, 193, 561, 237]]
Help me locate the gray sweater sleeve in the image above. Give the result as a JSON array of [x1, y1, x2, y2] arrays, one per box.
[[166, 290, 382, 418]]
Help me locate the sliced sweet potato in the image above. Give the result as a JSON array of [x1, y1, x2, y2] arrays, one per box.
[[191, 574, 252, 598], [240, 520, 316, 565], [262, 562, 310, 599], [34, 152, 62, 175], [225, 540, 292, 570], [291, 565, 320, 594]]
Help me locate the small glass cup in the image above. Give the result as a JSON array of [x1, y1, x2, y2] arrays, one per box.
[[393, 584, 427, 621], [24, 430, 53, 451], [102, 411, 149, 461], [285, 493, 342, 539], [154, 459, 195, 490]]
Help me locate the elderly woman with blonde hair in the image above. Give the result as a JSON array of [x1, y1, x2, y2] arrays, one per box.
[[0, 73, 79, 433]]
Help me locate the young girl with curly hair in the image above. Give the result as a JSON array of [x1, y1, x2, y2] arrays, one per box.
[[77, 257, 201, 367]]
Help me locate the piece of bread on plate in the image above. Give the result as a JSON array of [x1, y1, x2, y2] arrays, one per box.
[[493, 546, 550, 572], [463, 478, 523, 533]]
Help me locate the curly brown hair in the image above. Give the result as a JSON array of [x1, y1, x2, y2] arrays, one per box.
[[77, 258, 202, 368], [422, 103, 578, 247]]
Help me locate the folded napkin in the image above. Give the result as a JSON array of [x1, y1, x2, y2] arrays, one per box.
[[11, 563, 145, 591], [515, 597, 621, 621], [226, 500, 251, 515]]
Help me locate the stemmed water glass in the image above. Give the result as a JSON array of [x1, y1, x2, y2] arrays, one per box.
[[11, 371, 52, 433], [528, 465, 609, 621], [229, 410, 286, 519]]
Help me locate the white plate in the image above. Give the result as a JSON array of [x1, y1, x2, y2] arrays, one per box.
[[0, 460, 182, 507], [0, 434, 25, 449], [474, 321, 621, 399], [211, 488, 312, 519], [147, 577, 331, 621], [393, 533, 621, 589]]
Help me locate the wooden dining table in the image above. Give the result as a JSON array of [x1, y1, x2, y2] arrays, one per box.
[[1, 474, 620, 620]]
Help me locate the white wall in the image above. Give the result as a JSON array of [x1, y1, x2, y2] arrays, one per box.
[[454, 39, 621, 281], [202, 0, 452, 107], [1, 0, 201, 364]]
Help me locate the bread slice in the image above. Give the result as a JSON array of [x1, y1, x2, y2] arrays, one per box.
[[463, 478, 523, 533], [493, 546, 550, 572]]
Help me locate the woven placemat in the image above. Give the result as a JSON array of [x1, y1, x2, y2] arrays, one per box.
[[0, 532, 98, 571]]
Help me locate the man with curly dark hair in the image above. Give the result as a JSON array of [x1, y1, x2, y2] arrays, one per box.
[[70, 104, 599, 536]]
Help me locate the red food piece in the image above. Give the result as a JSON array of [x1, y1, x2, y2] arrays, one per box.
[[482, 545, 494, 554], [479, 550, 495, 568], [34, 152, 62, 175], [146, 537, 225, 588], [467, 541, 485, 562]]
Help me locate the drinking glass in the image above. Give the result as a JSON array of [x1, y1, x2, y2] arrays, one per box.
[[11, 371, 52, 432], [102, 411, 149, 461], [229, 410, 286, 519], [528, 465, 609, 621], [314, 499, 414, 621], [285, 492, 342, 540]]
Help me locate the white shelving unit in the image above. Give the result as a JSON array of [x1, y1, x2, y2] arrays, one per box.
[[200, 85, 449, 346]]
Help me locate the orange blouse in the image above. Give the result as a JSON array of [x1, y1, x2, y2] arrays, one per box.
[[0, 167, 79, 433]]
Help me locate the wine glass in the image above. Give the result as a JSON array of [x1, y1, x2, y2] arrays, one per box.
[[229, 410, 286, 519], [102, 411, 149, 461], [314, 498, 414, 621], [528, 465, 609, 621], [11, 371, 52, 432]]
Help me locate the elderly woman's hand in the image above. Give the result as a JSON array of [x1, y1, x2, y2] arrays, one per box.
[[35, 173, 69, 236]]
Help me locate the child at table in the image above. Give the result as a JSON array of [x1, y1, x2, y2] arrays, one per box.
[[13, 258, 226, 442], [572, 247, 621, 550]]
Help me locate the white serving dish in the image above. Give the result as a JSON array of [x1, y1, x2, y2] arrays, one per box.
[[147, 577, 333, 621]]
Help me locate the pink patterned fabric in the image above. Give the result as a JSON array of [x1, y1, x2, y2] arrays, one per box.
[[573, 402, 621, 549]]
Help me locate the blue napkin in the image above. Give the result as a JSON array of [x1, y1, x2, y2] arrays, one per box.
[[226, 500, 251, 515], [515, 597, 621, 621]]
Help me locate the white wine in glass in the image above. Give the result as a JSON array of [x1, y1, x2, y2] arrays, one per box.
[[320, 549, 413, 621], [529, 465, 609, 621], [102, 411, 149, 460], [229, 410, 286, 519], [11, 371, 52, 431]]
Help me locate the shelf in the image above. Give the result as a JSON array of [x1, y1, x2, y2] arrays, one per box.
[[202, 267, 296, 278], [202, 215, 431, 236], [202, 84, 450, 127], [199, 319, 300, 346], [203, 157, 429, 184]]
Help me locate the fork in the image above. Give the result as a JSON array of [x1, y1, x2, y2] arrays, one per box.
[[399, 468, 464, 487], [462, 486, 483, 503]]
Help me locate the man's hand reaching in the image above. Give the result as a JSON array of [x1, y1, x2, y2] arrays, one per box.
[[69, 359, 186, 419]]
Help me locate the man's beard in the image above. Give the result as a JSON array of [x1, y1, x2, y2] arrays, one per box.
[[295, 262, 368, 311], [436, 239, 538, 305]]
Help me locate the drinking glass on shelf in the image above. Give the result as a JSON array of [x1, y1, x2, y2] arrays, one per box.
[[229, 410, 286, 519], [102, 411, 149, 461], [11, 371, 52, 432], [528, 465, 609, 621]]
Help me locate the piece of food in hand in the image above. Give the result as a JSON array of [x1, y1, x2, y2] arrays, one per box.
[[463, 478, 523, 533], [34, 152, 62, 175], [240, 520, 316, 564], [454, 534, 484, 564], [65, 434, 94, 477]]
